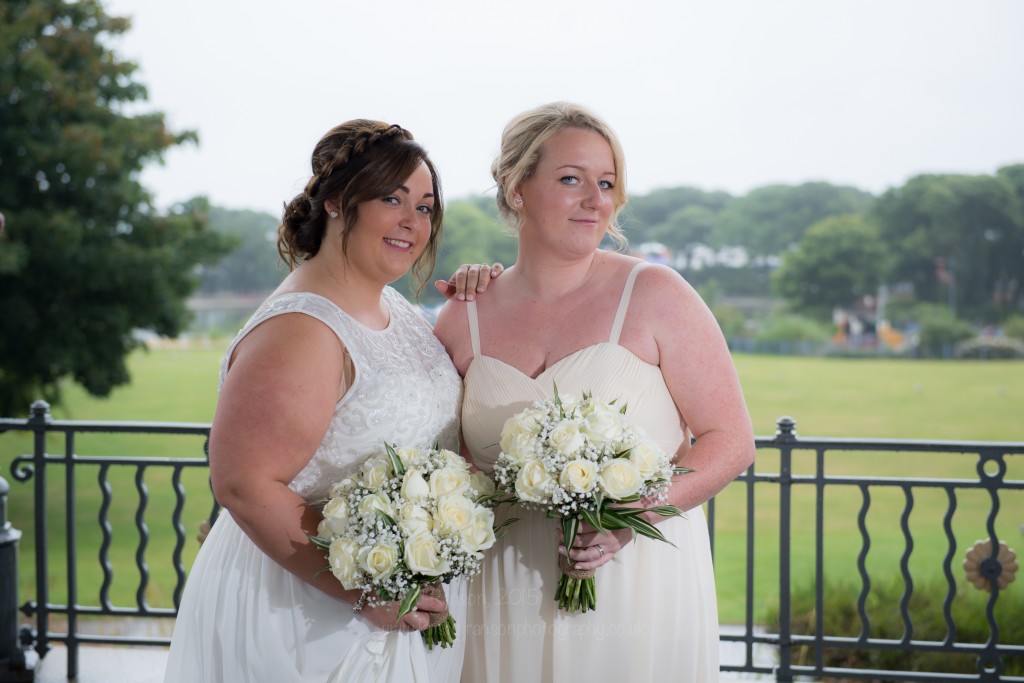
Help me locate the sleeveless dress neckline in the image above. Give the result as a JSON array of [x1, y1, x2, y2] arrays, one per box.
[[264, 290, 396, 335], [467, 341, 657, 383]]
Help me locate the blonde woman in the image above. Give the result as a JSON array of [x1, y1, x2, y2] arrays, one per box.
[[435, 102, 755, 682]]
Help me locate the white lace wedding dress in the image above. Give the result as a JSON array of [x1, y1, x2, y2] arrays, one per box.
[[164, 289, 466, 683]]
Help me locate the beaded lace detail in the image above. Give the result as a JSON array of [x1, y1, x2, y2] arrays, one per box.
[[220, 288, 462, 501]]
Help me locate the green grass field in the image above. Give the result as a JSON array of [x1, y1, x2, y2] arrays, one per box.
[[2, 344, 1022, 626]]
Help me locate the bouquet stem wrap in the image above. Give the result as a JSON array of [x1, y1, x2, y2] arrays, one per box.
[[419, 581, 456, 649], [421, 581, 449, 627], [556, 554, 598, 613]]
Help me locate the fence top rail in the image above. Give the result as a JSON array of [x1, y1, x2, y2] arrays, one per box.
[[2, 405, 1020, 450], [0, 417, 210, 435], [754, 434, 1024, 452]]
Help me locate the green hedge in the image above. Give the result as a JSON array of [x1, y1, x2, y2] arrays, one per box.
[[765, 575, 1023, 678]]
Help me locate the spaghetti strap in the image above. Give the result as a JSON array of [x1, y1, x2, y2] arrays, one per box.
[[467, 300, 481, 358], [608, 262, 647, 345]]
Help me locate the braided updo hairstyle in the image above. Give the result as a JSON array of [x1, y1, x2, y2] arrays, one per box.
[[278, 119, 444, 291], [491, 102, 628, 247]]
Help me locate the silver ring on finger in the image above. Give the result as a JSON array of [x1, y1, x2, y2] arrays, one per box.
[[597, 544, 605, 557]]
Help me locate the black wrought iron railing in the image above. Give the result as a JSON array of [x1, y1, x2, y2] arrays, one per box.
[[1, 402, 1022, 682]]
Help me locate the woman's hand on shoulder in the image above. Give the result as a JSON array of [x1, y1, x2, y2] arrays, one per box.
[[434, 262, 503, 301]]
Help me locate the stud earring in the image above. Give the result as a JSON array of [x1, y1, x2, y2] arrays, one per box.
[[512, 197, 523, 207], [329, 211, 339, 218]]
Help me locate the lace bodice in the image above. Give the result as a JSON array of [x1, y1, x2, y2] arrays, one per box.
[[219, 288, 462, 501]]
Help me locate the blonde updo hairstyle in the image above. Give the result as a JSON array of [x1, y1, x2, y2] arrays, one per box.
[[491, 102, 628, 247], [278, 119, 444, 292]]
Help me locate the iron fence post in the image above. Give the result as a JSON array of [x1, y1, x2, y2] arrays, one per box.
[[0, 476, 33, 681], [774, 416, 797, 683], [27, 403, 50, 665]]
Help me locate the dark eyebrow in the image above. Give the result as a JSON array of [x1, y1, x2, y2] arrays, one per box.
[[396, 184, 434, 200]]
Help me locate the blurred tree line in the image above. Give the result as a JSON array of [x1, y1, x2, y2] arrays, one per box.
[[199, 166, 1024, 332]]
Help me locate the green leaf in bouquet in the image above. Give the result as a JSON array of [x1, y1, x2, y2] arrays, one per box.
[[376, 510, 399, 527], [561, 515, 580, 551], [305, 532, 333, 550], [493, 516, 520, 539], [397, 582, 423, 621], [673, 466, 694, 476], [552, 381, 564, 417], [579, 506, 605, 535], [384, 442, 406, 477], [603, 508, 676, 547], [645, 504, 684, 518], [613, 493, 642, 504], [477, 492, 517, 507]]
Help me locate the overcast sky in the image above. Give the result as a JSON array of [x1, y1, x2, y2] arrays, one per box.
[[104, 0, 1024, 218]]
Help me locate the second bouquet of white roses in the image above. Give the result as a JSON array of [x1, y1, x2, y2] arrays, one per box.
[[493, 384, 692, 613], [308, 442, 499, 649]]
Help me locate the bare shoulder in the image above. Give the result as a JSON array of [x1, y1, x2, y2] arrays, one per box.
[[223, 311, 348, 423], [631, 263, 709, 322], [229, 311, 346, 378], [433, 299, 472, 376]]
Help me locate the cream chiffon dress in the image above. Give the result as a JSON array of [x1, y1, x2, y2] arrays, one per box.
[[460, 262, 719, 682], [164, 289, 467, 683]]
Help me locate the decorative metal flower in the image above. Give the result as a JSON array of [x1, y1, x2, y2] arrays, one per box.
[[963, 539, 1018, 591]]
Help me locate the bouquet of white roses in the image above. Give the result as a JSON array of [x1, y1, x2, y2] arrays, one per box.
[[493, 384, 692, 613], [308, 443, 499, 649]]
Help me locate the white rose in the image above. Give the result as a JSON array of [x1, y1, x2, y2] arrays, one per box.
[[440, 449, 471, 471], [435, 494, 476, 534], [628, 440, 664, 479], [404, 531, 450, 576], [317, 497, 350, 537], [395, 446, 425, 469], [557, 393, 579, 411], [500, 410, 543, 466], [598, 458, 643, 499], [429, 467, 471, 498], [548, 419, 585, 457], [470, 470, 496, 497], [397, 502, 434, 535], [327, 537, 360, 590], [400, 468, 430, 501], [581, 407, 625, 447], [460, 507, 496, 552], [360, 457, 392, 490], [329, 478, 356, 498], [559, 458, 598, 494], [516, 459, 555, 503], [358, 543, 399, 580], [357, 492, 394, 518]]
